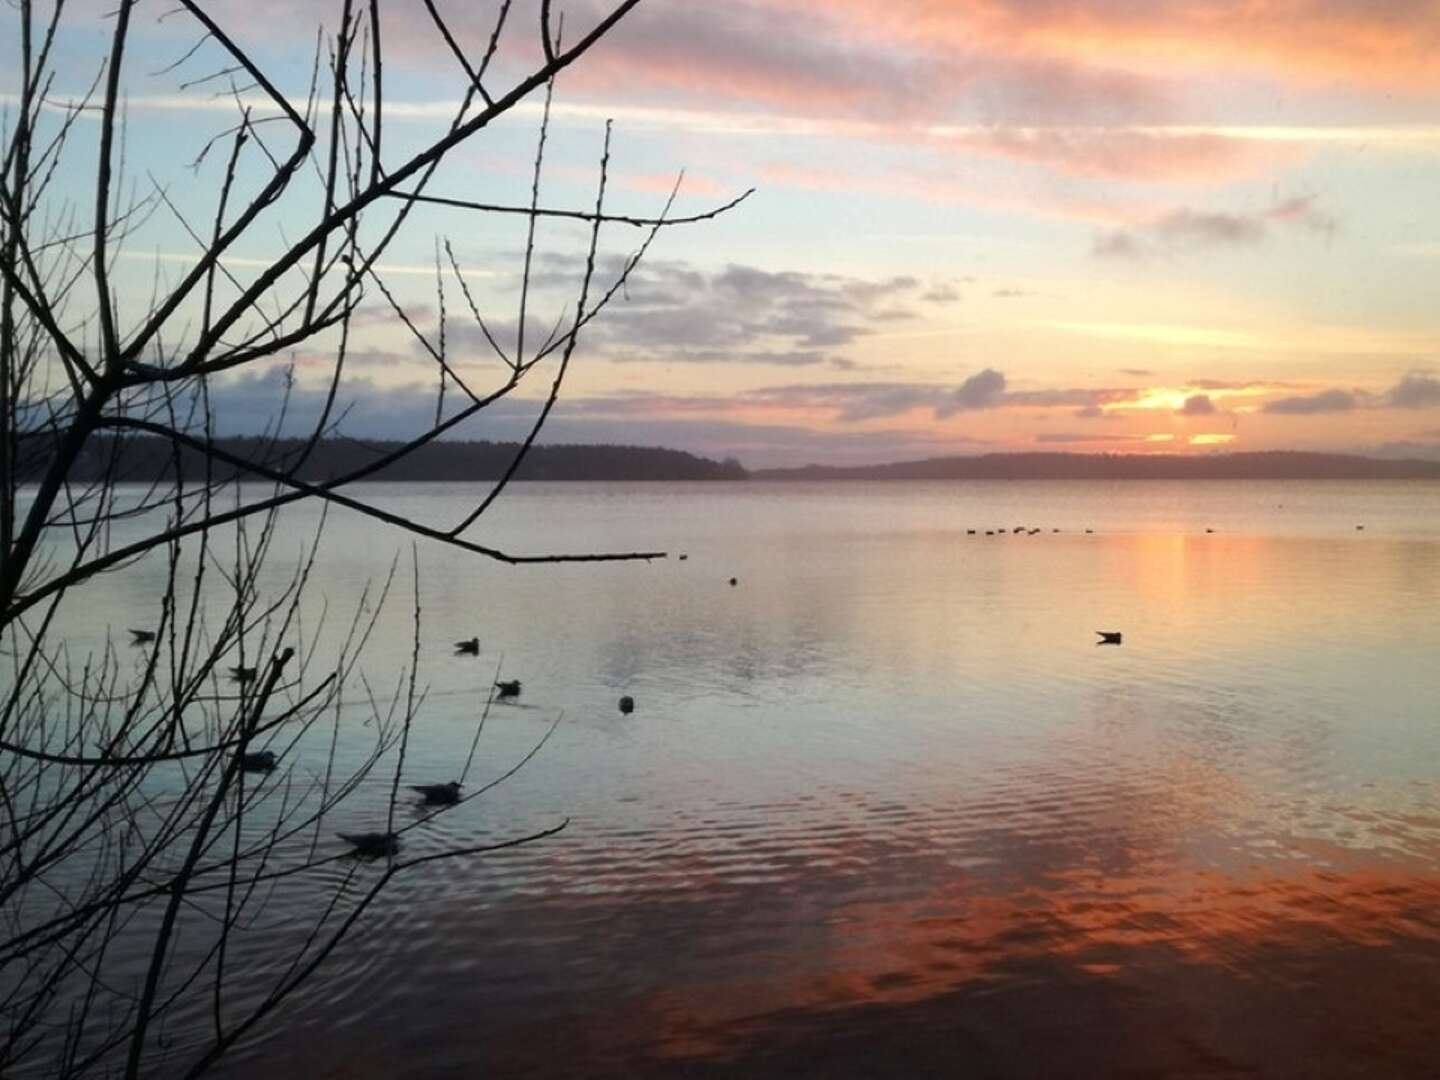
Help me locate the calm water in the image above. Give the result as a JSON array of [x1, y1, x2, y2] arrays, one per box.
[[25, 481, 1440, 1076]]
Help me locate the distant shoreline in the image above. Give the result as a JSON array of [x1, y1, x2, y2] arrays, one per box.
[[750, 451, 1440, 482], [35, 437, 1440, 484]]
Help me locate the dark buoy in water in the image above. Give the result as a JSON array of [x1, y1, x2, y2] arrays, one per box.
[[239, 750, 276, 772], [1096, 630, 1123, 646], [619, 695, 635, 715]]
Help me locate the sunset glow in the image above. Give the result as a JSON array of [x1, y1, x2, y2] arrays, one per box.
[[21, 0, 1440, 467]]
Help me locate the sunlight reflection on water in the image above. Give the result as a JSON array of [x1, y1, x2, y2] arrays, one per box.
[[37, 480, 1440, 1077]]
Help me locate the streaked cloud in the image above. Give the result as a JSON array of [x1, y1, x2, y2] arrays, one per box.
[[1034, 432, 1148, 443], [1262, 389, 1359, 414], [1094, 197, 1337, 259], [1387, 371, 1440, 409]]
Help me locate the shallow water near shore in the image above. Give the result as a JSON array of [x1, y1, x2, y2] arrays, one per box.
[[37, 480, 1440, 1077]]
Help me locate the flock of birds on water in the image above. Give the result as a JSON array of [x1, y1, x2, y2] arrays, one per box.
[[120, 517, 1379, 859], [124, 624, 642, 860]]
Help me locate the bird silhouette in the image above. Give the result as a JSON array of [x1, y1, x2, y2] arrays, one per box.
[[410, 781, 461, 805], [728, 577, 738, 587], [229, 665, 257, 684], [619, 695, 635, 715], [494, 679, 522, 699], [128, 628, 156, 645], [338, 831, 400, 857], [1096, 631, 1123, 646], [454, 637, 480, 656], [239, 750, 276, 772], [678, 554, 689, 561]]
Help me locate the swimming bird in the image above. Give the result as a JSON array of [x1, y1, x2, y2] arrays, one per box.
[[410, 781, 461, 805], [728, 577, 738, 587], [678, 554, 689, 561], [494, 679, 522, 699], [338, 831, 401, 857], [454, 637, 480, 656], [239, 750, 277, 772], [619, 695, 635, 715], [1205, 528, 1215, 534], [1356, 524, 1365, 531], [967, 529, 977, 535], [229, 665, 257, 684], [1096, 631, 1123, 646], [128, 628, 156, 645], [1084, 529, 1094, 534], [1029, 528, 1041, 536]]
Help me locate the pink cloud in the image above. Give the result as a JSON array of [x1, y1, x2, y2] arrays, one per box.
[[621, 171, 727, 198], [813, 0, 1440, 88], [940, 127, 1295, 183]]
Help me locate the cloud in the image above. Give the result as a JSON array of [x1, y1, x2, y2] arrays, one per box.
[[559, 260, 941, 366], [1266, 194, 1339, 236], [1096, 207, 1263, 258], [1094, 197, 1339, 259], [1262, 388, 1359, 414], [1093, 232, 1143, 259], [1387, 371, 1440, 409], [747, 382, 953, 422], [1253, 374, 1440, 417], [569, 0, 1183, 129], [741, 373, 1143, 422], [940, 368, 1007, 416], [869, 0, 1440, 89], [1177, 394, 1217, 416], [947, 128, 1283, 183], [1034, 432, 1147, 443]]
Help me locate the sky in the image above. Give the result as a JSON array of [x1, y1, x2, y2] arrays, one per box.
[[11, 0, 1440, 466]]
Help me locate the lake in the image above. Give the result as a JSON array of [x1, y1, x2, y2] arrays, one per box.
[[17, 480, 1440, 1077]]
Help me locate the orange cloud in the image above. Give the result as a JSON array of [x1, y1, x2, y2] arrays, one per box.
[[935, 126, 1295, 183], [808, 0, 1440, 89]]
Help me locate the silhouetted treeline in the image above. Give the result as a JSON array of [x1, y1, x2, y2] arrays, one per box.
[[753, 451, 1440, 481], [24, 442, 1440, 485], [29, 436, 748, 483]]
